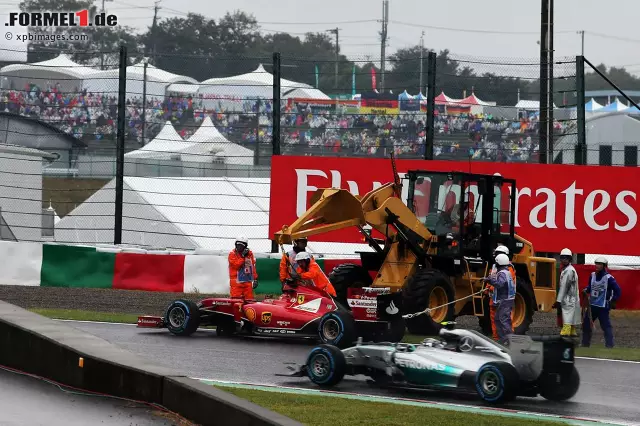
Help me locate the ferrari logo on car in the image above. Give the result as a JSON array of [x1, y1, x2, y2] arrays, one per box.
[[261, 312, 272, 324], [297, 295, 305, 304]]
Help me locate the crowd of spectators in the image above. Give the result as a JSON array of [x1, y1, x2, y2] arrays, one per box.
[[0, 83, 569, 162], [219, 101, 569, 162], [0, 83, 197, 144]]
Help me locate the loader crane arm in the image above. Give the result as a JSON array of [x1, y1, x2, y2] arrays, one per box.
[[274, 182, 434, 268]]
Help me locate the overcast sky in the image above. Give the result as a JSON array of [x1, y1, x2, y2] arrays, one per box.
[[1, 0, 639, 73]]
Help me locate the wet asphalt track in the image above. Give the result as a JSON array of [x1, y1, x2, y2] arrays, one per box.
[[0, 366, 176, 426], [64, 321, 640, 425]]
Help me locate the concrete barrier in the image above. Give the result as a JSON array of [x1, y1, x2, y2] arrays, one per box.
[[0, 300, 302, 426]]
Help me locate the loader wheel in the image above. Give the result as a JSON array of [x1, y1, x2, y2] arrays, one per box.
[[329, 263, 373, 308], [513, 279, 535, 335], [402, 269, 455, 336]]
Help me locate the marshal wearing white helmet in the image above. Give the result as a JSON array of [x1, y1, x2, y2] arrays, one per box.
[[582, 256, 621, 348], [487, 253, 516, 343], [554, 248, 580, 336], [487, 244, 516, 340]]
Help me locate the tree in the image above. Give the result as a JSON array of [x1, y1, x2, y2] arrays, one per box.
[[19, 0, 139, 66], [138, 13, 220, 81], [140, 11, 266, 81]]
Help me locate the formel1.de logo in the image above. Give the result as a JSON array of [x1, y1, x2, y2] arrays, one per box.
[[5, 10, 118, 27]]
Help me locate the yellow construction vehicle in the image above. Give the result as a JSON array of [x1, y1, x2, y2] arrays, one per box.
[[274, 165, 557, 336]]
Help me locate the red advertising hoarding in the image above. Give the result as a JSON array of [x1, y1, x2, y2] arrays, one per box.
[[269, 156, 640, 256]]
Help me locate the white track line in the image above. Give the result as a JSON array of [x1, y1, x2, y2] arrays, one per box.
[[52, 320, 640, 364], [574, 356, 640, 364]]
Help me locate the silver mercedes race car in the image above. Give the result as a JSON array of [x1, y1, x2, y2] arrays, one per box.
[[281, 323, 580, 404]]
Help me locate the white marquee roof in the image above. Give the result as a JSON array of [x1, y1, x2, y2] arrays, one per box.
[[186, 117, 254, 165], [85, 59, 197, 84], [0, 54, 99, 79], [54, 176, 372, 256], [201, 64, 315, 93], [125, 121, 189, 160]]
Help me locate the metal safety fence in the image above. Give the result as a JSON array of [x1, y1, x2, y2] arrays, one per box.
[[1, 42, 638, 256]]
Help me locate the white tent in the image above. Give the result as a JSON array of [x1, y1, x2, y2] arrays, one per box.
[[187, 117, 254, 165], [283, 87, 331, 100], [585, 98, 603, 112], [166, 83, 200, 95], [554, 112, 640, 165], [54, 176, 372, 256], [198, 64, 329, 111], [600, 98, 628, 112], [125, 121, 188, 161], [0, 54, 98, 91], [83, 59, 198, 99], [515, 100, 558, 110]]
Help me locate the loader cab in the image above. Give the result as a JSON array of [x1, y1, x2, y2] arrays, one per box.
[[405, 170, 516, 264]]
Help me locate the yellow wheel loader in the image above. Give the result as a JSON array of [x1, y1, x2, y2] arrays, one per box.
[[275, 169, 557, 336]]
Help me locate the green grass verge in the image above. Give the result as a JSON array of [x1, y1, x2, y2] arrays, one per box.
[[215, 385, 564, 426], [31, 309, 640, 362], [574, 345, 640, 361]]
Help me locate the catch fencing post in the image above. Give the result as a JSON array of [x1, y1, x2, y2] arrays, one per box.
[[114, 45, 127, 245], [539, 0, 550, 164], [424, 51, 436, 160], [271, 52, 282, 254], [272, 52, 281, 156], [575, 55, 586, 166]]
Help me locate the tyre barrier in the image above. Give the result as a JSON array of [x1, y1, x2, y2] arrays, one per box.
[[0, 300, 302, 426]]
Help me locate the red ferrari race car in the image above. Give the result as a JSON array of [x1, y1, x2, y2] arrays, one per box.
[[137, 282, 406, 348]]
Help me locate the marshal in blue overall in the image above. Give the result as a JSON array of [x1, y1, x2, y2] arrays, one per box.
[[582, 257, 621, 348]]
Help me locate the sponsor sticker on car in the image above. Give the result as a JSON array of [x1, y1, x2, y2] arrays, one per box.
[[347, 298, 377, 308], [395, 357, 447, 371]]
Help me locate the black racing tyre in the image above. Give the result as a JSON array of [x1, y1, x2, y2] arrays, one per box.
[[402, 269, 455, 335], [165, 300, 200, 336], [328, 263, 373, 307], [513, 278, 535, 335], [539, 366, 580, 401], [474, 361, 519, 404], [318, 311, 357, 349], [305, 344, 347, 387]]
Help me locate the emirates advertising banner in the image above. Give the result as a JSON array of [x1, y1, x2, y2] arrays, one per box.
[[269, 156, 638, 255]]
